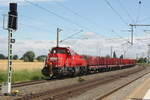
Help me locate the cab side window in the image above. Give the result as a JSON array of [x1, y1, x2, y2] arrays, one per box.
[[66, 50, 71, 56], [51, 49, 56, 54]]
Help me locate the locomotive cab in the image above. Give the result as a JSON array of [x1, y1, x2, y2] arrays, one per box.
[[48, 47, 70, 67], [42, 47, 71, 76]]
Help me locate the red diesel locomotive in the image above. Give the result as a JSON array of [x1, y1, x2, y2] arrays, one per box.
[[42, 47, 136, 77]]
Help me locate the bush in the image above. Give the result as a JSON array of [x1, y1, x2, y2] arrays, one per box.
[[137, 57, 147, 63], [36, 55, 47, 62], [13, 55, 19, 60], [0, 54, 6, 59], [22, 51, 35, 62], [120, 54, 123, 59], [24, 56, 30, 62], [106, 55, 110, 58]]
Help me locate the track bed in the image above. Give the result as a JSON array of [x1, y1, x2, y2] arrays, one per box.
[[0, 65, 148, 100]]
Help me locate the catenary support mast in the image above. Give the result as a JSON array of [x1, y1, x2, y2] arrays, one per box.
[[129, 24, 150, 45]]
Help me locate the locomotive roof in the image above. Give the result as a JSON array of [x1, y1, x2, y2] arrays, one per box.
[[52, 47, 78, 55], [52, 47, 70, 49]]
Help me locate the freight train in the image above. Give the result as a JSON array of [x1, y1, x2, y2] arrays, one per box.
[[42, 47, 136, 77]]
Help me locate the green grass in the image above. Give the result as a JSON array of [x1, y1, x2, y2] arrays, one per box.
[[0, 69, 44, 83], [0, 70, 7, 83], [137, 63, 150, 67]]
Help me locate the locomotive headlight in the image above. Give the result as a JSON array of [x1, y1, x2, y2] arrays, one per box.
[[50, 57, 58, 60]]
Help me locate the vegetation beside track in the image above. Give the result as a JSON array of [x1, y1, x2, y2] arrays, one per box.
[[137, 63, 150, 67], [0, 60, 43, 71], [0, 69, 44, 83], [0, 70, 7, 83]]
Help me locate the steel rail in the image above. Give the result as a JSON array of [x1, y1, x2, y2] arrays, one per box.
[[14, 66, 145, 100]]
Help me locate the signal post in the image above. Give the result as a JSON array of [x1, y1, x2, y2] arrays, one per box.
[[2, 3, 18, 95]]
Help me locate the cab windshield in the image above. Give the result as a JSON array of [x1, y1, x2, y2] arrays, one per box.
[[51, 48, 67, 54]]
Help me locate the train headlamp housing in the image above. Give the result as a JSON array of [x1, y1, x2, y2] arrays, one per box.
[[50, 57, 58, 61]]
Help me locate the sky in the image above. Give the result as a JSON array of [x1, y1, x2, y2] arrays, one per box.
[[0, 0, 150, 58]]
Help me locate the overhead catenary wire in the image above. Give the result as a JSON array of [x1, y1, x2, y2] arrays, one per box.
[[23, 0, 80, 27], [104, 29, 133, 47], [0, 0, 148, 57], [24, 0, 95, 33], [23, 0, 107, 38], [116, 0, 135, 23], [17, 14, 83, 34], [0, 0, 105, 38], [60, 30, 83, 43], [0, 14, 85, 42], [55, 2, 100, 28], [143, 30, 150, 34], [138, 17, 150, 23], [19, 22, 52, 33], [0, 14, 53, 33], [104, 0, 128, 26], [131, 1, 142, 38], [0, 9, 84, 37], [135, 1, 142, 24], [111, 30, 130, 42]]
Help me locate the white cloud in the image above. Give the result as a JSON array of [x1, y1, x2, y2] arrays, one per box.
[[0, 32, 150, 58], [82, 32, 105, 39], [13, 39, 56, 57]]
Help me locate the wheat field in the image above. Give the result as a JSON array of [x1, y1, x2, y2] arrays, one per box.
[[0, 60, 44, 71]]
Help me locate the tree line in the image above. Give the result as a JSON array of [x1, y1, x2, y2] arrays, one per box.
[[0, 51, 46, 62]]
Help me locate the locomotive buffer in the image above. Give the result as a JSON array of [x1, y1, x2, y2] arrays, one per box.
[[2, 3, 18, 95]]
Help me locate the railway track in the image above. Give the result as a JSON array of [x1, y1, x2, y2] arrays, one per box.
[[0, 67, 128, 91], [0, 80, 47, 90], [95, 70, 150, 100], [0, 66, 136, 91], [14, 66, 149, 100], [0, 70, 111, 90]]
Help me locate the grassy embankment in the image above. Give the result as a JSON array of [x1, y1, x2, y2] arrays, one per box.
[[0, 60, 44, 83]]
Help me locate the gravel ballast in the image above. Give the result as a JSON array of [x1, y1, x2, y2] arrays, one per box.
[[69, 66, 150, 100], [0, 66, 144, 100]]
